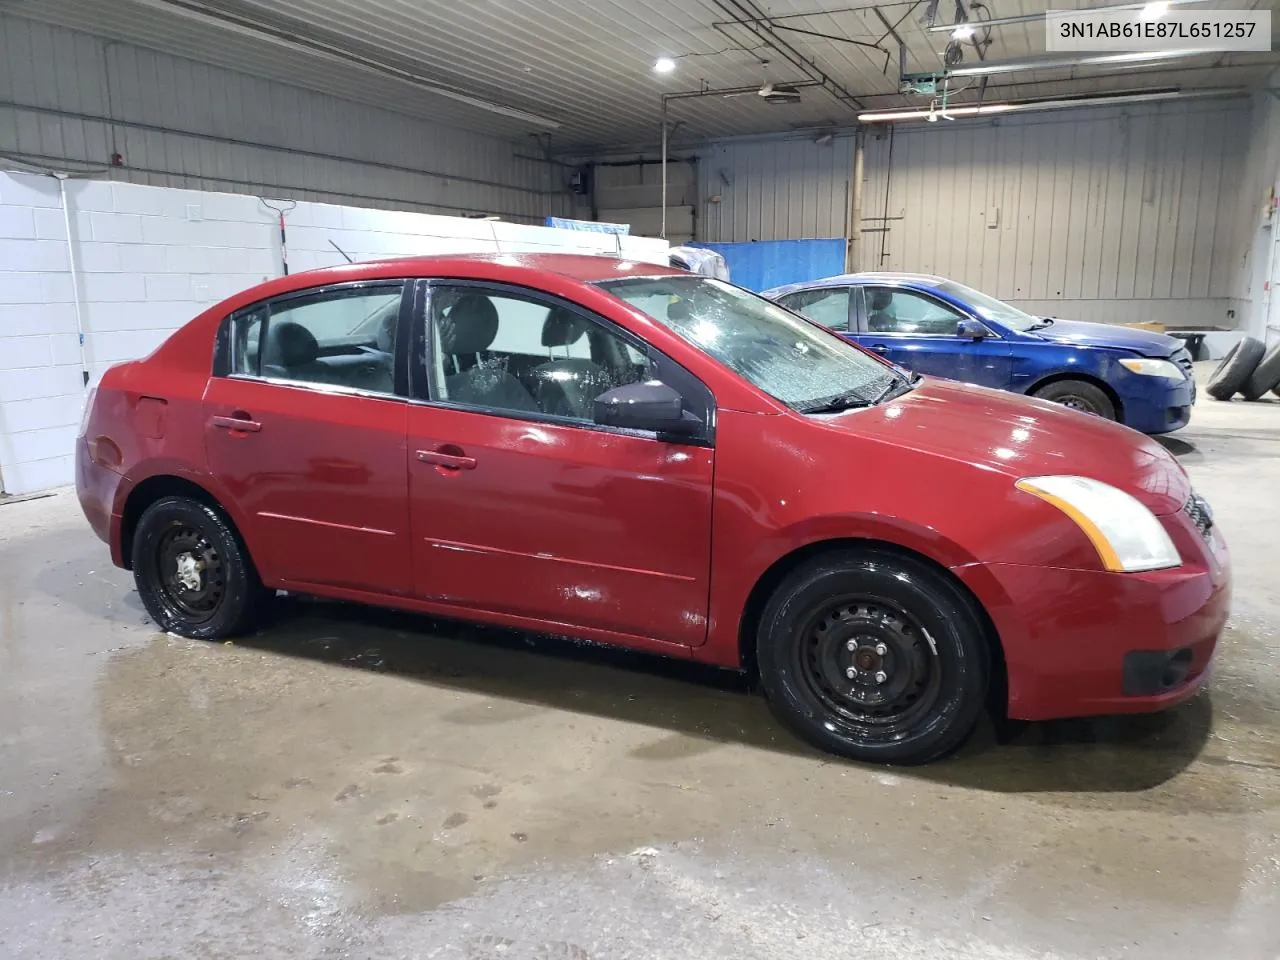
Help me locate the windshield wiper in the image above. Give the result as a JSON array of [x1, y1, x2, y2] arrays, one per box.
[[797, 389, 874, 415]]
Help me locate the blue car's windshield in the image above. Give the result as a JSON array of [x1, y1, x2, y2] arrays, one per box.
[[934, 280, 1041, 332], [596, 276, 903, 413]]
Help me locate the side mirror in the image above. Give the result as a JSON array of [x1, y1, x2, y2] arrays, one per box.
[[594, 381, 701, 437], [956, 318, 988, 340]]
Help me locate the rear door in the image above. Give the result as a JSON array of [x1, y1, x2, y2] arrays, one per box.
[[203, 280, 413, 595], [854, 285, 1013, 388], [404, 281, 716, 648]]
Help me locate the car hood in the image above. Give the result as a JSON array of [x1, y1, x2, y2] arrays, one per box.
[[1025, 317, 1182, 357], [818, 378, 1190, 515]]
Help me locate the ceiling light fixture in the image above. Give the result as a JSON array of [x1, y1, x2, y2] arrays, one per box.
[[951, 23, 976, 40], [1140, 1, 1170, 18], [857, 87, 1241, 123], [653, 57, 676, 74]]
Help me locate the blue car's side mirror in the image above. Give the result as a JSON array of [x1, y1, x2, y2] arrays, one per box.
[[956, 318, 988, 340]]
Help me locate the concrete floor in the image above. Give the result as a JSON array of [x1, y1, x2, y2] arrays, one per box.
[[2, 377, 1278, 959]]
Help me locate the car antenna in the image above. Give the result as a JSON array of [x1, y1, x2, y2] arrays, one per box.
[[328, 239, 354, 263]]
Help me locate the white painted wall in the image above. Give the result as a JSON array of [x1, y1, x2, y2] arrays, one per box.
[[0, 12, 569, 223], [0, 172, 667, 496]]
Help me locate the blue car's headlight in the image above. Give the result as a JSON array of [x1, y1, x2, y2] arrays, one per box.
[[1119, 358, 1186, 379]]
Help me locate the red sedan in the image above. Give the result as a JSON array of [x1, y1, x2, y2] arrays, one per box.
[[76, 254, 1230, 764]]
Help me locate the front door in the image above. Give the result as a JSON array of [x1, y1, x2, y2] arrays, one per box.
[[203, 280, 413, 595], [855, 285, 1012, 388], [405, 282, 716, 647]]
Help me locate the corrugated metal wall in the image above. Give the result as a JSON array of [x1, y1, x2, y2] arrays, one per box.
[[699, 137, 855, 243], [696, 99, 1254, 327], [0, 13, 569, 224]]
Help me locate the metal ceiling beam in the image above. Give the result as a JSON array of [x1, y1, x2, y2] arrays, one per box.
[[125, 0, 561, 129], [710, 0, 866, 110], [856, 85, 1245, 122], [944, 48, 1223, 78], [926, 0, 1212, 31]]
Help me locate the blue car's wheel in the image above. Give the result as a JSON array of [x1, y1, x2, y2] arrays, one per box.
[[1032, 379, 1116, 420]]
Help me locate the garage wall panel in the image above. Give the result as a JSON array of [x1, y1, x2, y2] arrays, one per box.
[[0, 13, 569, 223], [856, 99, 1250, 325], [698, 137, 854, 243]]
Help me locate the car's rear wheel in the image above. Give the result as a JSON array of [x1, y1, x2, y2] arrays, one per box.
[[132, 496, 268, 640], [756, 548, 989, 765], [1032, 379, 1116, 420]]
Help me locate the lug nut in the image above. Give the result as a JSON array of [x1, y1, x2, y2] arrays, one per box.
[[846, 640, 857, 652], [874, 670, 888, 684], [875, 643, 888, 656], [845, 666, 857, 679]]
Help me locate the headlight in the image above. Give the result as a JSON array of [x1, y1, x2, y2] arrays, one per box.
[[1015, 475, 1181, 572], [1119, 357, 1185, 379]]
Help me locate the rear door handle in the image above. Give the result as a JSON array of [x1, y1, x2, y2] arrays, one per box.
[[870, 343, 889, 353], [417, 449, 476, 470], [211, 414, 262, 432]]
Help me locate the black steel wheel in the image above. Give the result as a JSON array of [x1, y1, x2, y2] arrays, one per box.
[[132, 496, 268, 639], [1031, 379, 1116, 420], [756, 548, 989, 765]]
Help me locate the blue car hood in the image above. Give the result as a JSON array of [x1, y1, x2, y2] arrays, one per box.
[[1028, 318, 1181, 357]]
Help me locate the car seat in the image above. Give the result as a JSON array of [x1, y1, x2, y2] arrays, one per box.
[[531, 308, 613, 419], [262, 321, 332, 383], [439, 294, 538, 412], [867, 290, 896, 332]]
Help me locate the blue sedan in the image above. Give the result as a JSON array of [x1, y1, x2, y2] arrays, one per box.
[[761, 272, 1195, 434]]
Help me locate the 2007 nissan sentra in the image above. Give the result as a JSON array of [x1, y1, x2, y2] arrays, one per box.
[[76, 254, 1230, 764]]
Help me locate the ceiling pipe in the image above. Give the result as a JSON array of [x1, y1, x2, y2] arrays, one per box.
[[710, 0, 866, 109], [927, 0, 1211, 31], [943, 48, 1223, 78], [126, 0, 561, 129], [857, 86, 1245, 122]]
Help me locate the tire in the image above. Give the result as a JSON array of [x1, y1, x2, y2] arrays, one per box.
[[755, 548, 990, 765], [1031, 379, 1116, 420], [132, 496, 268, 639], [1240, 342, 1280, 400], [1206, 336, 1265, 400]]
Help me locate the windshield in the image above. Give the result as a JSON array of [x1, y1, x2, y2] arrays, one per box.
[[934, 280, 1041, 332], [596, 276, 904, 413]]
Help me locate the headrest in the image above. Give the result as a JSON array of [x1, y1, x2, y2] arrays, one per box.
[[439, 294, 499, 354], [541, 308, 586, 348], [869, 289, 894, 311], [374, 306, 396, 353], [264, 320, 319, 368]]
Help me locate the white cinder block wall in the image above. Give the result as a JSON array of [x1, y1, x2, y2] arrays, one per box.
[[0, 172, 668, 496]]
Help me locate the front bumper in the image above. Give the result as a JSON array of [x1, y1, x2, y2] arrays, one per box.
[[954, 508, 1229, 721], [1119, 374, 1195, 435]]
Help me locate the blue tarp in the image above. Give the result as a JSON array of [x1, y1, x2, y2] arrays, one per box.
[[544, 217, 630, 234], [690, 238, 846, 292]]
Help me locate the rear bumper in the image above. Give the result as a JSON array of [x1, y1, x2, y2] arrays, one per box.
[[75, 438, 127, 568], [1119, 376, 1195, 434], [954, 522, 1229, 721]]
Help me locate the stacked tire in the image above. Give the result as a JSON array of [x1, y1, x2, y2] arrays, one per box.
[[1206, 336, 1280, 401]]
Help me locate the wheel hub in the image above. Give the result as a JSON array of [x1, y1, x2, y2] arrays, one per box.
[[174, 551, 203, 592], [804, 601, 937, 724]]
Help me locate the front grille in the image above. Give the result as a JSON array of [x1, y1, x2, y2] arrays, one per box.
[[1184, 493, 1214, 540], [1171, 346, 1194, 378]]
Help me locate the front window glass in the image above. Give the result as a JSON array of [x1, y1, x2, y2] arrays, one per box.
[[934, 280, 1040, 331], [597, 276, 903, 413], [864, 287, 964, 335]]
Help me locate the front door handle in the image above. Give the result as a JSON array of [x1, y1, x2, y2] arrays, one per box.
[[870, 343, 889, 353], [417, 448, 476, 470], [211, 414, 262, 433]]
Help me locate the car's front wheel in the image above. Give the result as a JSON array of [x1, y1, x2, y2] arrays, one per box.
[[756, 548, 990, 765], [132, 496, 268, 640], [1032, 379, 1116, 420]]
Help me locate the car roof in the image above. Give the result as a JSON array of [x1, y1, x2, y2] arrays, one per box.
[[294, 252, 687, 286], [766, 271, 951, 293]]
